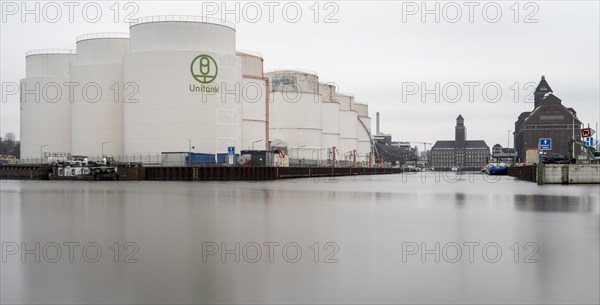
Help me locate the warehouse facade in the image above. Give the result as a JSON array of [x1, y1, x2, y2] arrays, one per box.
[[513, 76, 581, 161]]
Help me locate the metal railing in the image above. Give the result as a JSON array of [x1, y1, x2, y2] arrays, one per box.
[[264, 68, 319, 76], [16, 155, 380, 168], [76, 32, 130, 42], [25, 49, 76, 57], [129, 15, 235, 30]]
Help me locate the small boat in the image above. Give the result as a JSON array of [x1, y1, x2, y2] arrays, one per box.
[[485, 162, 508, 175]]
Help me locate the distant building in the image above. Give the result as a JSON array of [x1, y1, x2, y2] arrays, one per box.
[[374, 134, 392, 145], [491, 144, 517, 163], [389, 141, 411, 160], [514, 76, 581, 161], [417, 156, 428, 168], [429, 115, 490, 170], [373, 113, 418, 163]]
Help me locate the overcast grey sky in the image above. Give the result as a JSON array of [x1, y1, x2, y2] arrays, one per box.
[[1, 1, 599, 149]]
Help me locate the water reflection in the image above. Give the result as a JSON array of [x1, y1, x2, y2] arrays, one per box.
[[455, 193, 466, 206], [1, 176, 599, 304], [514, 194, 596, 212]]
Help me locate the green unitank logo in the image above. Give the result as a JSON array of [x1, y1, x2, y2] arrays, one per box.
[[190, 54, 218, 84]]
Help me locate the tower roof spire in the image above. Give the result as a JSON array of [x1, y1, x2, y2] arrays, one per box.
[[535, 75, 552, 94]]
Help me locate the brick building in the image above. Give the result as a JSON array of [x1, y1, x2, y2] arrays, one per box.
[[429, 115, 490, 170], [514, 76, 581, 161]]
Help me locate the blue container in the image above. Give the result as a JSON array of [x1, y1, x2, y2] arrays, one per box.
[[216, 153, 228, 164], [216, 153, 238, 165], [189, 153, 215, 166], [187, 153, 238, 166]]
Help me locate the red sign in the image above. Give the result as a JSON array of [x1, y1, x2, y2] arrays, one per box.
[[581, 128, 592, 138]]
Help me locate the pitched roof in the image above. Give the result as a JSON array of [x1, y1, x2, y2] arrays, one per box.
[[523, 98, 582, 125], [518, 111, 531, 121], [466, 140, 489, 149], [457, 114, 464, 120], [432, 140, 489, 149], [542, 93, 562, 104], [535, 75, 552, 93], [432, 140, 455, 149]]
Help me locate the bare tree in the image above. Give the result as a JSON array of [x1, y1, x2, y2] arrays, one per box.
[[4, 132, 16, 142], [1, 132, 18, 157]]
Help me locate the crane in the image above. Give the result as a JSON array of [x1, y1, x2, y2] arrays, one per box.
[[569, 138, 600, 164], [410, 142, 433, 154]]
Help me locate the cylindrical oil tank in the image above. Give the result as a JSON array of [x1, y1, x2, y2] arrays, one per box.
[[237, 51, 267, 150], [70, 33, 129, 157], [20, 50, 75, 159], [267, 70, 322, 160], [123, 16, 242, 156], [336, 93, 357, 160], [318, 81, 335, 102], [354, 102, 372, 162], [319, 82, 339, 160]]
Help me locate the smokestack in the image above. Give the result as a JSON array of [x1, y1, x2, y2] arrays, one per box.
[[376, 112, 380, 135]]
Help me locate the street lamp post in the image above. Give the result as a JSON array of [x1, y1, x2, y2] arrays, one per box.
[[40, 144, 48, 162], [311, 148, 324, 166], [345, 150, 353, 161], [185, 138, 195, 166], [572, 114, 576, 157], [102, 141, 110, 157], [296, 145, 306, 161], [312, 148, 325, 166], [252, 139, 263, 150]]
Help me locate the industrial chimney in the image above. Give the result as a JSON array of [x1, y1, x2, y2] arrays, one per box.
[[376, 112, 380, 135]]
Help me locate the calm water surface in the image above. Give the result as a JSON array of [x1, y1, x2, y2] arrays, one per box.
[[1, 173, 599, 304]]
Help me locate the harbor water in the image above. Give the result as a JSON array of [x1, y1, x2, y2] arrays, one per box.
[[1, 172, 599, 304]]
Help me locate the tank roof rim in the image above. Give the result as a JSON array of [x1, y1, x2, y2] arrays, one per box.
[[236, 49, 263, 58], [76, 32, 130, 43], [265, 69, 319, 76], [335, 92, 356, 98], [129, 15, 235, 30], [25, 49, 76, 57]]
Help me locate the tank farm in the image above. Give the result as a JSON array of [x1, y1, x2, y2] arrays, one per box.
[[4, 16, 402, 181]]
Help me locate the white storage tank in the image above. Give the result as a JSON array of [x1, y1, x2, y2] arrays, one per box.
[[354, 102, 372, 162], [123, 16, 242, 156], [237, 51, 267, 150], [336, 93, 358, 160], [319, 82, 339, 161], [20, 50, 75, 159], [267, 70, 322, 160], [70, 33, 129, 157]]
